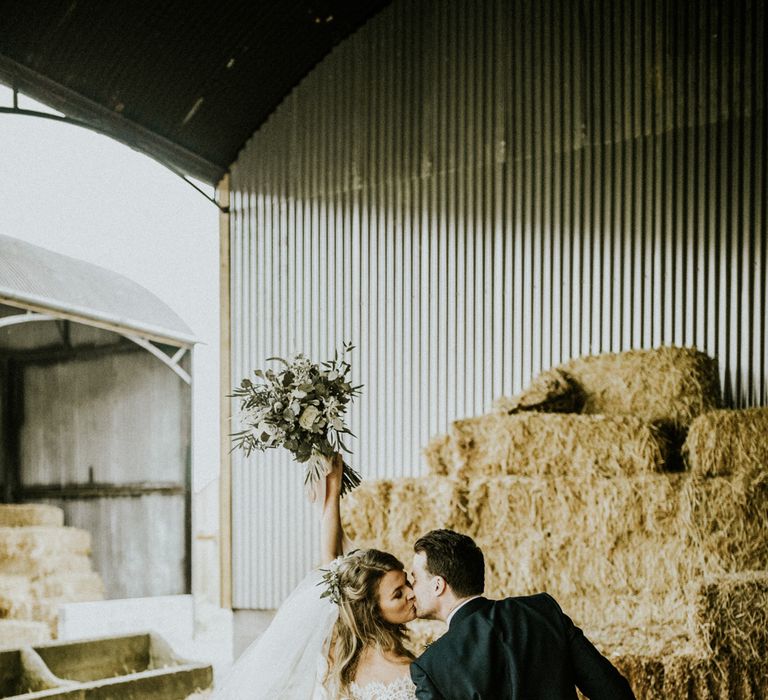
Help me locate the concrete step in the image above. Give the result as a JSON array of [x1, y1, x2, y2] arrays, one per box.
[[32, 572, 104, 602]]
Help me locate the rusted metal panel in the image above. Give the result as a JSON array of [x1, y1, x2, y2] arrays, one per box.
[[228, 0, 766, 607]]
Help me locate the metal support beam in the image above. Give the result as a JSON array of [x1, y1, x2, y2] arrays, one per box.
[[21, 481, 186, 500], [125, 334, 191, 385], [218, 172, 233, 610], [0, 102, 228, 211], [0, 53, 225, 185], [0, 310, 191, 384], [0, 311, 56, 328]]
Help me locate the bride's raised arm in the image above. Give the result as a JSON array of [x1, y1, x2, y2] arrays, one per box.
[[320, 453, 346, 565]]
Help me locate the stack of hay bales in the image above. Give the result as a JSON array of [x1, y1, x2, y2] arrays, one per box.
[[0, 503, 104, 648], [343, 347, 768, 698]]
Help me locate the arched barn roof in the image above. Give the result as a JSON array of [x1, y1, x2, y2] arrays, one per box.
[[0, 1, 392, 183], [0, 234, 195, 346]]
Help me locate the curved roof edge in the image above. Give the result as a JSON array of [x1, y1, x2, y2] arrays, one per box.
[[0, 235, 196, 346]]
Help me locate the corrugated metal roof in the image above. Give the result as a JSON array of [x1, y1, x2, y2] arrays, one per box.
[[0, 1, 392, 183], [0, 234, 195, 345]]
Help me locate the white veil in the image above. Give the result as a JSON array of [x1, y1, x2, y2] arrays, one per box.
[[212, 569, 338, 699]]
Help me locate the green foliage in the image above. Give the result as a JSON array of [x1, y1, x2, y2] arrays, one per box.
[[232, 342, 363, 496]]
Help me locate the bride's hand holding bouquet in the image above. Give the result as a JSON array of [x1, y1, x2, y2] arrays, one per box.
[[231, 342, 363, 500]]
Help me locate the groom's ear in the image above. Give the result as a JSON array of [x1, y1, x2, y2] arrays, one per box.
[[433, 575, 447, 597]]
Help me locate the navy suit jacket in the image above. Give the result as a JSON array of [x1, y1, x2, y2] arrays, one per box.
[[409, 595, 635, 700]]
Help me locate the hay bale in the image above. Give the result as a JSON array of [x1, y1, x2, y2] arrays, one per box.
[[587, 622, 700, 659], [406, 619, 446, 654], [493, 368, 584, 415], [0, 552, 94, 578], [0, 527, 92, 577], [603, 655, 666, 700], [479, 536, 549, 599], [479, 540, 691, 634], [0, 576, 34, 622], [657, 652, 768, 700], [341, 480, 392, 542], [345, 477, 469, 559], [452, 414, 668, 480], [681, 474, 768, 573], [423, 434, 455, 476], [464, 473, 696, 631], [466, 474, 683, 544], [691, 572, 768, 664], [656, 655, 715, 699], [33, 572, 104, 602], [386, 477, 469, 545], [5, 599, 61, 635], [0, 527, 91, 557], [683, 407, 768, 477], [0, 575, 30, 598], [561, 346, 721, 430], [0, 619, 50, 649], [582, 627, 768, 699], [0, 505, 64, 528]]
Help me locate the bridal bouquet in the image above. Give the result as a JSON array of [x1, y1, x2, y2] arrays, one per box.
[[232, 342, 363, 498]]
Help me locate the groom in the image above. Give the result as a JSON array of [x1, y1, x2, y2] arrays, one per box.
[[409, 529, 635, 700]]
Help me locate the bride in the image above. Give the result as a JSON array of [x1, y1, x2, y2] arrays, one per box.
[[213, 454, 418, 699]]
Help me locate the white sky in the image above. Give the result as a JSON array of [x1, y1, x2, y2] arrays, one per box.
[[0, 86, 221, 490]]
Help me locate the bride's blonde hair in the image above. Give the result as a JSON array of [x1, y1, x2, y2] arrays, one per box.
[[325, 549, 414, 693]]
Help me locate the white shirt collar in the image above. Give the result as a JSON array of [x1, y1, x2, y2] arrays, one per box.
[[446, 595, 481, 628]]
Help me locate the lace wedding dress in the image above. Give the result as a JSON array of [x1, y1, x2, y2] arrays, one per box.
[[213, 570, 418, 699], [349, 676, 417, 699]]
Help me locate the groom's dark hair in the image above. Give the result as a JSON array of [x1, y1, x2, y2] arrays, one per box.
[[414, 529, 484, 597]]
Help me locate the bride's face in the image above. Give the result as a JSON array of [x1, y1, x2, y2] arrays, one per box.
[[376, 569, 416, 624]]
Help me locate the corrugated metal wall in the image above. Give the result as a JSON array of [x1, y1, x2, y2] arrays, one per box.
[[228, 0, 766, 608]]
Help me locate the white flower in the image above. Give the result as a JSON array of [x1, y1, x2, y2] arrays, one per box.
[[299, 405, 320, 430], [245, 406, 267, 425], [329, 417, 344, 431]]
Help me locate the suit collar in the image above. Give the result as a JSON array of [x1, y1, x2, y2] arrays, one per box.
[[448, 596, 488, 627]]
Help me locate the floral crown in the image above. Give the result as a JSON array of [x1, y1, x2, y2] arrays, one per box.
[[318, 550, 361, 605]]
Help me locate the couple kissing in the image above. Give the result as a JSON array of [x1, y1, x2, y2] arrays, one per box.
[[215, 455, 635, 699]]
